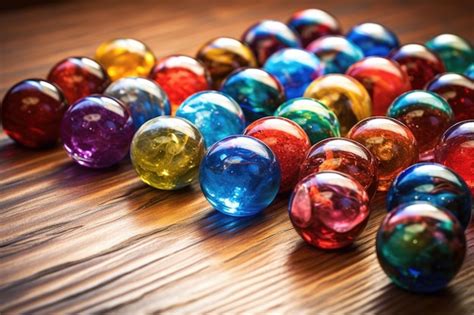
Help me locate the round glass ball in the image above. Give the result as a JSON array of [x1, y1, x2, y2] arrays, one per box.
[[346, 23, 399, 57], [426, 34, 473, 74]]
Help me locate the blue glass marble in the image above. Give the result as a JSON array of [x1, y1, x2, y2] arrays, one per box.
[[263, 48, 321, 99], [465, 64, 474, 80], [200, 135, 281, 216], [175, 91, 246, 148], [387, 162, 472, 230], [346, 23, 399, 57]]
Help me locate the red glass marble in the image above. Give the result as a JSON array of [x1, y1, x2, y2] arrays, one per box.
[[244, 116, 311, 192], [47, 56, 110, 104], [346, 57, 411, 116], [289, 171, 370, 249], [1, 79, 68, 148]]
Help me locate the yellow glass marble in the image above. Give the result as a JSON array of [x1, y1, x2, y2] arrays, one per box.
[[304, 74, 372, 135], [130, 116, 205, 190], [95, 38, 156, 81]]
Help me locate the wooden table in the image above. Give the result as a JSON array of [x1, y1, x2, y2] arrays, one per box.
[[1, 0, 473, 313]]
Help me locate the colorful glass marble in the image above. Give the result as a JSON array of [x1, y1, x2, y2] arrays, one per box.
[[389, 44, 445, 89], [199, 135, 280, 216], [347, 117, 418, 191], [303, 74, 372, 135], [244, 116, 311, 192], [387, 90, 454, 161], [289, 171, 370, 249], [346, 57, 411, 116], [95, 38, 156, 81], [175, 91, 246, 148], [241, 20, 302, 66], [130, 116, 205, 190], [104, 77, 171, 129], [1, 79, 68, 148], [274, 97, 340, 144], [61, 95, 134, 168], [376, 202, 466, 293], [346, 23, 399, 57], [47, 56, 110, 104], [263, 48, 321, 99], [221, 68, 285, 122], [426, 34, 474, 74], [465, 63, 474, 80]]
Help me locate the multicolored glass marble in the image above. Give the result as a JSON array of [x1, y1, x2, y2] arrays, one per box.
[[389, 44, 445, 89], [47, 56, 110, 104], [435, 120, 474, 194], [387, 163, 472, 230], [199, 135, 280, 216], [1, 79, 68, 148], [244, 116, 311, 192], [149, 55, 211, 113], [426, 34, 474, 74], [175, 91, 246, 148], [425, 73, 474, 122], [347, 117, 418, 191], [241, 20, 302, 66], [287, 8, 342, 48], [130, 116, 205, 190], [95, 38, 156, 81], [346, 23, 399, 57], [346, 57, 411, 116], [465, 63, 474, 80], [274, 97, 340, 144], [220, 68, 285, 122], [306, 36, 364, 74], [376, 202, 466, 293], [303, 74, 371, 135], [387, 90, 454, 161], [196, 37, 257, 88], [104, 77, 171, 129], [61, 95, 134, 168], [263, 48, 321, 99], [289, 171, 370, 249], [299, 138, 378, 197]]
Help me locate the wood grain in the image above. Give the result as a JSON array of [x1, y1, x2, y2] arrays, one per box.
[[1, 0, 473, 313]]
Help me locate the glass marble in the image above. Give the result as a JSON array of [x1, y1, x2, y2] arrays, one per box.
[[347, 117, 418, 191], [131, 116, 205, 190], [306, 35, 364, 74], [175, 91, 246, 148], [95, 38, 156, 81], [465, 63, 474, 80], [435, 120, 474, 195], [199, 135, 280, 216], [287, 8, 342, 48], [346, 23, 399, 57], [425, 73, 474, 122], [387, 90, 454, 161], [244, 116, 311, 192], [376, 202, 466, 293], [289, 171, 370, 249], [387, 163, 472, 230], [61, 95, 134, 168], [241, 20, 302, 66], [1, 79, 67, 148], [274, 97, 340, 144], [196, 37, 257, 88], [346, 57, 411, 116], [303, 74, 372, 135], [299, 138, 378, 197], [426, 34, 474, 74], [104, 77, 171, 129], [47, 56, 110, 104], [389, 44, 445, 89], [221, 68, 285, 122], [263, 48, 321, 99]]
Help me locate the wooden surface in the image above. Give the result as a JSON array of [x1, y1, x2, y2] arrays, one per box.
[[1, 0, 473, 313]]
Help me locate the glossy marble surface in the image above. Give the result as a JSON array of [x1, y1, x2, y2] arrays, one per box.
[[346, 23, 399, 57], [464, 63, 474, 79], [426, 34, 474, 74]]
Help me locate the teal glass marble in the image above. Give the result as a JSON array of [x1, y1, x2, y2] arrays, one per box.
[[346, 23, 399, 57], [274, 97, 340, 144], [426, 34, 474, 74], [465, 64, 474, 80], [376, 202, 466, 293], [263, 48, 321, 99], [175, 91, 246, 148]]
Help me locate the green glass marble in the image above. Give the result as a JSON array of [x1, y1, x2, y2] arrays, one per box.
[[426, 34, 474, 74]]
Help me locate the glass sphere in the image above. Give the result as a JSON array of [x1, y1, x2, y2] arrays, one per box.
[[346, 23, 399, 57], [426, 34, 473, 74]]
